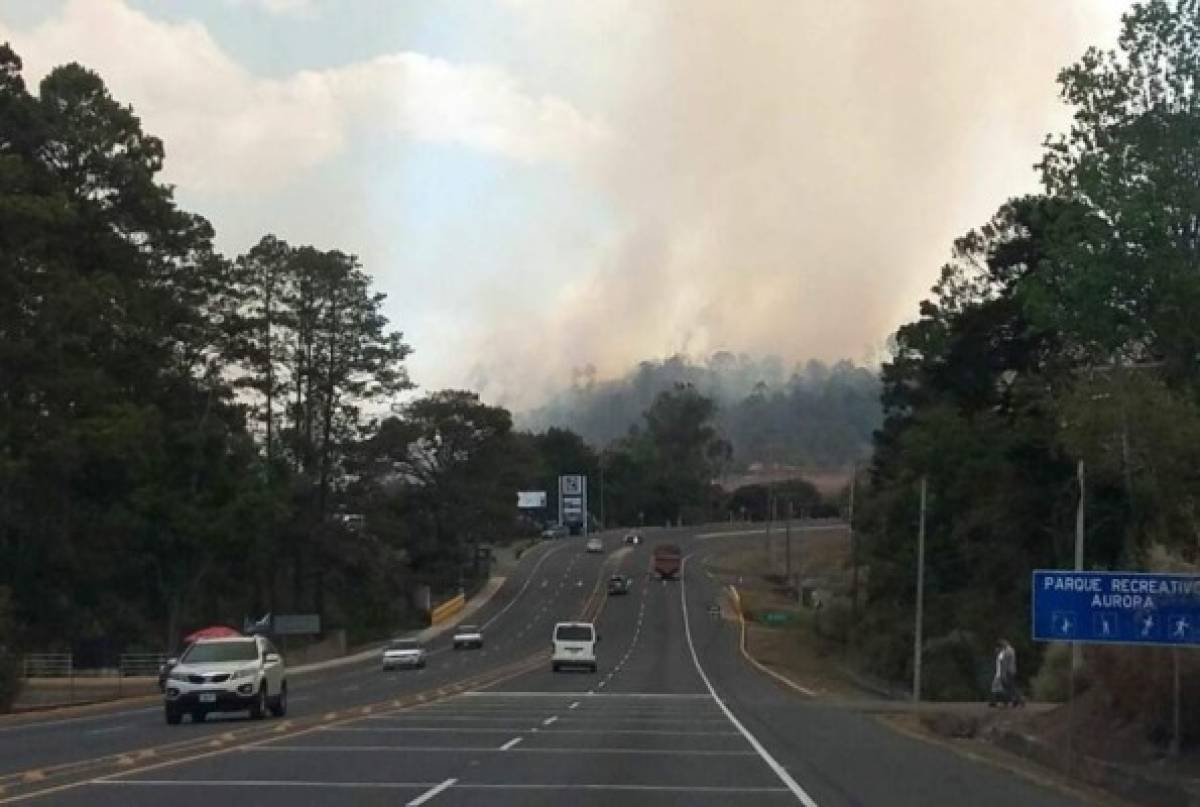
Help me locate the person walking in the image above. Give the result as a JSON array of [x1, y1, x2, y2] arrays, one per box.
[[988, 640, 1005, 707], [1000, 639, 1022, 707]]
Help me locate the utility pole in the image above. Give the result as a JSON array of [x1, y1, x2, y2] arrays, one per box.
[[913, 475, 927, 705], [765, 486, 774, 566], [849, 463, 858, 629], [785, 501, 793, 582], [599, 459, 606, 531]]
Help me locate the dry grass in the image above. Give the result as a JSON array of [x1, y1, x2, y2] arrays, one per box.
[[703, 528, 862, 698]]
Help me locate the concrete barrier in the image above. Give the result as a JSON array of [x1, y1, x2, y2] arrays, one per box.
[[430, 592, 466, 626]]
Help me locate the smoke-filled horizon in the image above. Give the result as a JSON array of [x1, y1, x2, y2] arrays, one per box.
[[448, 0, 1129, 410], [0, 1, 1130, 412], [518, 352, 881, 470]]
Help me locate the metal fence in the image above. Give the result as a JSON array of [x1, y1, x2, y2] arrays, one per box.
[[22, 653, 72, 678], [119, 653, 167, 678]]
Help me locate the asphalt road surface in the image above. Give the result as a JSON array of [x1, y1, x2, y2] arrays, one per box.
[[0, 528, 1090, 806]]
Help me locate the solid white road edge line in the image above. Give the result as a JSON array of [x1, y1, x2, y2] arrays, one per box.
[[407, 777, 457, 806], [680, 554, 821, 807]]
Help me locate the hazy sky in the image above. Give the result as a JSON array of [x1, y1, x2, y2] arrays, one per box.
[[0, 0, 1132, 408]]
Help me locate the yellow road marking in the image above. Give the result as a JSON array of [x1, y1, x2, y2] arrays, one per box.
[[0, 655, 545, 805]]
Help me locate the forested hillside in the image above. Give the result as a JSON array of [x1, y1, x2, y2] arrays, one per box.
[[521, 354, 880, 469]]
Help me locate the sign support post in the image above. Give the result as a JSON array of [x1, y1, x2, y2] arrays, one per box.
[[1073, 460, 1085, 672], [1172, 647, 1181, 758]]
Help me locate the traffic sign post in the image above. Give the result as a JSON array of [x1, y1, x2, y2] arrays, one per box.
[[1034, 569, 1200, 762], [558, 475, 587, 535]]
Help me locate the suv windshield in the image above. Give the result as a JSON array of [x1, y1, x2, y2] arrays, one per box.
[[555, 625, 593, 642], [458, 626, 479, 633], [181, 641, 258, 664], [390, 640, 419, 650]]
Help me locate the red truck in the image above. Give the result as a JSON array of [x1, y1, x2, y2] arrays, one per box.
[[652, 543, 682, 580]]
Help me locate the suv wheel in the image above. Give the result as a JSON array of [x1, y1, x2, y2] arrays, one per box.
[[269, 683, 288, 717], [552, 662, 560, 673], [165, 705, 182, 725], [249, 684, 266, 720]]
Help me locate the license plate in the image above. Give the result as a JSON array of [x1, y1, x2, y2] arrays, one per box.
[[199, 693, 217, 703]]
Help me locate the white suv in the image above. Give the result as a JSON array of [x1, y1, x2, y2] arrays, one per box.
[[163, 636, 287, 725], [381, 638, 427, 670], [551, 621, 598, 672]]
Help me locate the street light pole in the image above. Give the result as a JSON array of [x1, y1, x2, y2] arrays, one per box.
[[913, 475, 927, 705]]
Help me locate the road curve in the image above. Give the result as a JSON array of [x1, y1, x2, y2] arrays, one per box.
[[0, 528, 1090, 806]]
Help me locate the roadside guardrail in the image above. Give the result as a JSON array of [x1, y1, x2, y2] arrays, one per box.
[[119, 653, 167, 678], [22, 653, 72, 678]]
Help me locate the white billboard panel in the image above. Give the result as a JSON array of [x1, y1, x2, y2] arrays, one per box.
[[517, 491, 548, 509]]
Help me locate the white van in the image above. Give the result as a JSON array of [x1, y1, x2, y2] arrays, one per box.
[[551, 621, 598, 672]]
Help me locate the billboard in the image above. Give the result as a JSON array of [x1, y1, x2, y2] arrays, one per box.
[[517, 490, 548, 509]]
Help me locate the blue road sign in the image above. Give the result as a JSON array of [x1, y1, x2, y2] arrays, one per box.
[[1032, 570, 1200, 646]]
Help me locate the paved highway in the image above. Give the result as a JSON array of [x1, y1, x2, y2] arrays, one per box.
[[0, 528, 1094, 805]]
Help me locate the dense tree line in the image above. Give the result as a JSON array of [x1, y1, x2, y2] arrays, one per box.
[[0, 46, 426, 665], [0, 46, 746, 703], [521, 353, 879, 470], [855, 1, 1200, 718]]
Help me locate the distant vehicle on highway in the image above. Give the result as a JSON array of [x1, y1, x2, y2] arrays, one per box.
[[585, 537, 604, 553], [163, 636, 287, 725], [453, 624, 484, 650], [551, 621, 598, 672], [607, 574, 633, 595], [652, 543, 682, 580], [381, 638, 427, 670], [541, 524, 569, 539], [624, 532, 642, 546]]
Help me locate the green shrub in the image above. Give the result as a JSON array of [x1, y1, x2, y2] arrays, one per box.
[[814, 596, 852, 646], [921, 630, 983, 701], [1031, 642, 1079, 703]]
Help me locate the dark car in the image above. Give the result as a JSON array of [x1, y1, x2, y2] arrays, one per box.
[[624, 532, 642, 546], [607, 574, 632, 595]]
